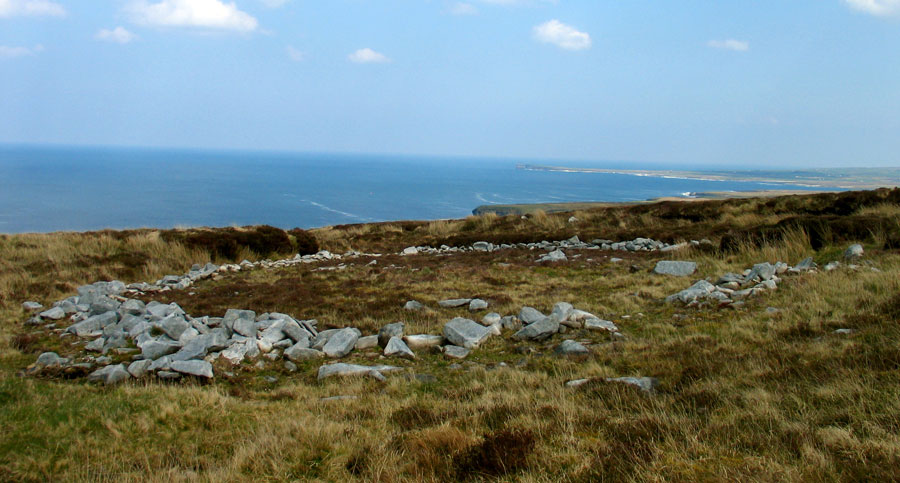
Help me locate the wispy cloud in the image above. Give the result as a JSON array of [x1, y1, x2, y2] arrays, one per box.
[[95, 27, 138, 44], [128, 0, 258, 32], [533, 20, 591, 51], [0, 0, 65, 18], [348, 47, 390, 64], [448, 2, 478, 15], [843, 0, 900, 16], [707, 39, 749, 52], [0, 44, 44, 58], [286, 45, 303, 61]]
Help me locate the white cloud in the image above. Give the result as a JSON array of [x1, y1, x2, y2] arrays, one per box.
[[348, 47, 390, 64], [0, 0, 65, 18], [843, 0, 900, 16], [533, 20, 591, 50], [286, 45, 303, 61], [707, 39, 749, 52], [128, 0, 258, 32], [448, 2, 478, 15], [0, 43, 43, 58], [259, 0, 288, 7], [95, 27, 138, 44]]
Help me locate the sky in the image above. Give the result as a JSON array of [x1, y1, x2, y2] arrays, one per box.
[[1, 0, 899, 168]]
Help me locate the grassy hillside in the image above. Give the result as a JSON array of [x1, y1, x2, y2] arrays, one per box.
[[1, 189, 899, 481]]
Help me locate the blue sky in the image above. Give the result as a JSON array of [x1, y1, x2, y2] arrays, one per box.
[[1, 0, 899, 167]]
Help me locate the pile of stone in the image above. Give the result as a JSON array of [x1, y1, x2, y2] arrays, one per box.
[[399, 235, 704, 259]]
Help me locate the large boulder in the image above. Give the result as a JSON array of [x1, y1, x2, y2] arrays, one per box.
[[513, 316, 559, 341], [653, 261, 697, 277], [550, 302, 574, 322], [443, 317, 492, 349], [518, 307, 546, 325], [322, 328, 359, 358]]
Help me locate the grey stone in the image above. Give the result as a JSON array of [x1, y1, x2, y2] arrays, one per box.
[[35, 352, 68, 367], [653, 261, 697, 276], [85, 337, 106, 352], [322, 328, 359, 358], [171, 332, 228, 361], [223, 309, 256, 335], [404, 300, 425, 311], [824, 261, 841, 271], [550, 302, 574, 322], [468, 299, 489, 311], [156, 371, 181, 380], [284, 361, 298, 372], [795, 256, 817, 271], [443, 317, 492, 349], [584, 318, 619, 332], [481, 312, 502, 326], [23, 301, 43, 311], [555, 339, 589, 356], [384, 337, 416, 359], [141, 340, 181, 360], [170, 360, 214, 379], [355, 335, 379, 350], [89, 297, 119, 316], [513, 316, 559, 341], [88, 364, 131, 385], [403, 334, 444, 349], [538, 249, 567, 262], [127, 359, 152, 378], [443, 345, 471, 359], [281, 319, 312, 344], [378, 322, 405, 348], [401, 246, 418, 256], [518, 306, 546, 325], [665, 280, 716, 304], [67, 311, 118, 337], [158, 315, 190, 340], [316, 363, 400, 381], [745, 262, 776, 283], [473, 241, 492, 251], [845, 244, 864, 260], [284, 345, 325, 361], [606, 376, 658, 394], [438, 298, 472, 308], [500, 316, 521, 331], [39, 306, 66, 320]]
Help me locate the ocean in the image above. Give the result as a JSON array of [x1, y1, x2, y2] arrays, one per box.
[[0, 145, 831, 234]]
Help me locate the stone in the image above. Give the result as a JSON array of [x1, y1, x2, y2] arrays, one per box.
[[555, 339, 589, 356], [443, 345, 471, 359], [23, 301, 43, 311], [518, 306, 546, 325], [322, 328, 359, 358], [141, 340, 181, 360], [745, 263, 776, 283], [584, 318, 619, 332], [404, 300, 425, 311], [170, 360, 214, 379], [606, 376, 658, 394], [401, 246, 419, 256], [284, 346, 326, 361], [438, 298, 472, 308], [85, 337, 105, 352], [794, 256, 816, 271], [316, 363, 400, 381], [171, 332, 228, 361], [378, 322, 405, 348], [824, 261, 841, 271], [473, 241, 492, 251], [35, 352, 68, 367], [844, 244, 864, 260], [158, 315, 190, 340], [443, 317, 492, 349], [665, 280, 716, 304], [355, 335, 379, 350], [284, 361, 298, 372], [538, 249, 567, 262], [127, 359, 152, 378], [384, 337, 416, 359], [500, 316, 521, 331], [281, 319, 312, 344], [834, 328, 854, 335], [550, 302, 574, 322], [513, 316, 560, 341], [565, 378, 591, 388], [67, 311, 119, 337], [156, 371, 181, 380], [223, 309, 256, 335], [468, 299, 489, 311], [403, 334, 444, 349], [653, 261, 697, 276], [39, 306, 66, 320], [88, 364, 131, 385], [481, 312, 502, 326]]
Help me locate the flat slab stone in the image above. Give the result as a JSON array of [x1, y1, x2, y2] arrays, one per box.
[[317, 363, 400, 381], [322, 328, 359, 358], [403, 334, 444, 349], [439, 298, 472, 308], [468, 299, 489, 311], [141, 340, 181, 360], [67, 311, 119, 337], [443, 317, 492, 349], [513, 316, 559, 341], [653, 261, 697, 276], [443, 345, 470, 359], [170, 360, 214, 379], [384, 337, 416, 359], [518, 306, 546, 325], [284, 345, 325, 361], [404, 300, 425, 311], [538, 249, 567, 262], [39, 306, 66, 320], [606, 376, 658, 394], [23, 301, 43, 311], [555, 339, 589, 356], [584, 318, 619, 332], [355, 335, 379, 350]]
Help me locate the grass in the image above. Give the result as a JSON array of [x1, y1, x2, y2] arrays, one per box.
[[1, 190, 900, 480]]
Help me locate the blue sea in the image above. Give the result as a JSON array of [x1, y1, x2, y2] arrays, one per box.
[[0, 145, 832, 234]]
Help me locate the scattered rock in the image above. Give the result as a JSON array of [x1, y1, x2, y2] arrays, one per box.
[[284, 345, 325, 361], [513, 316, 559, 341], [468, 299, 489, 311], [584, 318, 618, 332], [384, 337, 416, 359], [443, 317, 492, 349], [322, 328, 359, 358], [438, 298, 472, 308], [355, 335, 379, 350], [538, 249, 567, 263], [170, 360, 214, 379], [317, 363, 400, 381], [443, 345, 471, 359], [403, 334, 444, 349], [35, 352, 68, 367], [401, 246, 419, 256], [127, 359, 152, 378], [550, 302, 574, 322], [606, 376, 658, 394], [39, 306, 66, 320], [88, 364, 131, 385], [653, 261, 697, 277], [481, 312, 502, 326], [404, 300, 425, 311], [378, 322, 404, 348], [22, 301, 43, 311], [844, 244, 864, 260], [555, 339, 589, 356], [518, 306, 546, 325]]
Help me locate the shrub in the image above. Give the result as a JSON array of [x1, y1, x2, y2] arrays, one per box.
[[454, 428, 535, 479], [287, 228, 319, 255]]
